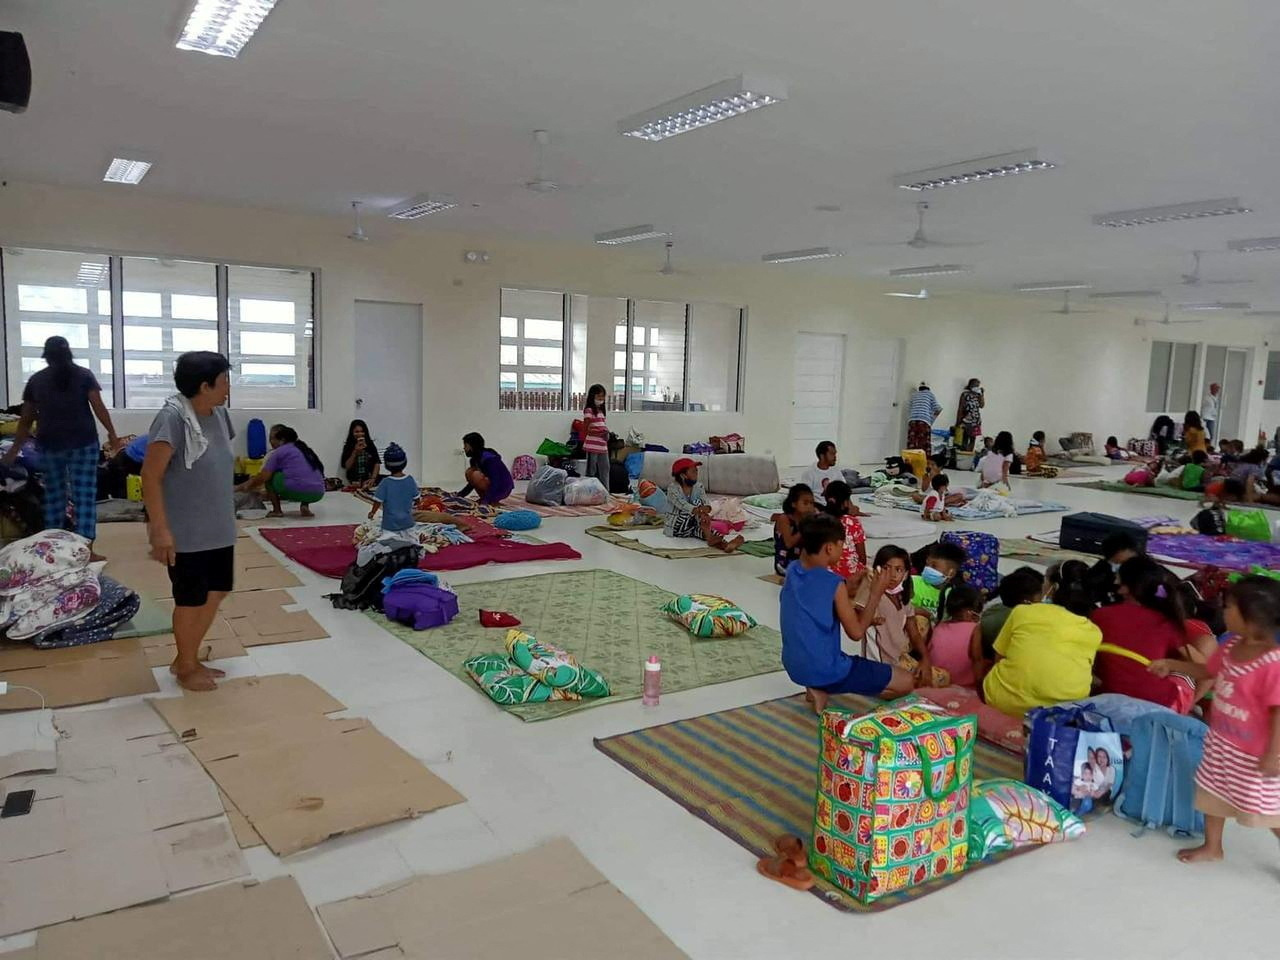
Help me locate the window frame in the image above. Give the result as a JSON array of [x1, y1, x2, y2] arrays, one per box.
[[497, 289, 571, 411], [1144, 338, 1200, 414], [0, 243, 321, 411]]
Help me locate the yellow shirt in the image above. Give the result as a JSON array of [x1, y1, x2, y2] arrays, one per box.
[[1183, 426, 1206, 454], [982, 604, 1102, 717]]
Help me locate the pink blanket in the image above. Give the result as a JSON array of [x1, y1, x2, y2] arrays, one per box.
[[259, 524, 580, 578]]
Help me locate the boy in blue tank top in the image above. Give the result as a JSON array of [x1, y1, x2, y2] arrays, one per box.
[[780, 514, 915, 714]]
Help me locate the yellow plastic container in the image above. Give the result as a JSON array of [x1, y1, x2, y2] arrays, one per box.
[[126, 474, 144, 502], [237, 457, 266, 476], [900, 448, 928, 482]]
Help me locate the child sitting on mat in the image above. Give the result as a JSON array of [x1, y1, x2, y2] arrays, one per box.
[[821, 480, 867, 582], [772, 483, 815, 577], [920, 472, 953, 521], [780, 515, 914, 714], [1025, 431, 1048, 472], [855, 544, 945, 687], [366, 442, 417, 534], [928, 585, 986, 687]]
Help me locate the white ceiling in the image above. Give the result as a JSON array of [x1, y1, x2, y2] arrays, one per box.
[[3, 0, 1280, 305]]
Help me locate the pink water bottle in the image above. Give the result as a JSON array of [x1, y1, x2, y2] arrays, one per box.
[[642, 655, 662, 706]]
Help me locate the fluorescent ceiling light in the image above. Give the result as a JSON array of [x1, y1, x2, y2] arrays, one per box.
[[762, 247, 844, 264], [1178, 301, 1251, 311], [894, 149, 1054, 191], [1092, 198, 1251, 228], [387, 194, 457, 220], [594, 225, 670, 245], [102, 157, 152, 184], [1228, 236, 1280, 253], [1246, 310, 1280, 317], [889, 264, 971, 278], [618, 75, 786, 142], [1015, 282, 1092, 292], [75, 262, 107, 287], [1088, 290, 1162, 299], [885, 290, 929, 299], [176, 0, 279, 58]]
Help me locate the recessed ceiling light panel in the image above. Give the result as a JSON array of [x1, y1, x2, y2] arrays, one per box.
[[387, 193, 457, 220], [1092, 198, 1252, 228], [1178, 301, 1251, 311], [594, 225, 671, 245], [1014, 282, 1092, 292], [177, 0, 280, 58], [618, 75, 786, 142], [762, 247, 844, 264], [102, 157, 152, 184], [889, 264, 971, 278], [894, 149, 1054, 191], [1228, 236, 1280, 253], [1088, 290, 1163, 299]]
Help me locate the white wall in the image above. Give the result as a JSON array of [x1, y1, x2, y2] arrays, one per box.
[[2, 179, 1277, 484]]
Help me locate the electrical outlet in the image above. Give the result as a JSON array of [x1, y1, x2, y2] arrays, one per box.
[[0, 682, 8, 696]]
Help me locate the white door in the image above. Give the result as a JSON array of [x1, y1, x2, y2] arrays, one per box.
[[791, 333, 845, 467], [857, 338, 905, 462], [353, 301, 424, 476]]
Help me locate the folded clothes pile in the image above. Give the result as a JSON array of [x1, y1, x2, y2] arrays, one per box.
[[0, 530, 139, 648]]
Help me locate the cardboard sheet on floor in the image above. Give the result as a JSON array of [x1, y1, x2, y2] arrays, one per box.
[[0, 703, 247, 937], [22, 875, 331, 960], [217, 588, 329, 646], [0, 708, 56, 778], [149, 674, 465, 856], [218, 787, 264, 848], [0, 638, 158, 712], [137, 628, 248, 668], [318, 836, 688, 960]]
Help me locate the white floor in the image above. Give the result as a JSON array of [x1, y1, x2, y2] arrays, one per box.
[[6, 465, 1280, 959]]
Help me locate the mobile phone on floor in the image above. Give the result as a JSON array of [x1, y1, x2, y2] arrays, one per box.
[[1, 789, 34, 818]]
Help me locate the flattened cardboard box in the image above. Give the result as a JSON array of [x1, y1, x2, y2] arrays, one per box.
[[318, 837, 689, 960], [0, 703, 247, 938], [24, 875, 330, 959], [150, 674, 465, 856], [0, 638, 158, 712]]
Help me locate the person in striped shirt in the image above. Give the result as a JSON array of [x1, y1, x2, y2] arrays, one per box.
[[581, 383, 611, 491], [1150, 576, 1280, 862], [906, 381, 942, 452]]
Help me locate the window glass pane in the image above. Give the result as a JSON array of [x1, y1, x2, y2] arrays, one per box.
[[3, 249, 111, 402], [229, 266, 315, 409], [1145, 341, 1173, 412], [172, 294, 217, 321], [122, 257, 217, 409], [1169, 342, 1198, 413], [500, 344, 518, 365], [614, 324, 627, 345], [498, 288, 565, 410], [632, 351, 645, 371], [613, 350, 626, 370], [687, 303, 742, 412], [1265, 351, 1280, 401], [97, 290, 110, 316], [99, 324, 112, 349], [632, 300, 685, 411]]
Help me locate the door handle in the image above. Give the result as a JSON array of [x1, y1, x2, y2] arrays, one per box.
[[355, 398, 364, 407]]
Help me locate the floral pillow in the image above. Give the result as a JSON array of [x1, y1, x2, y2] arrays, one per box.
[[662, 593, 758, 638], [0, 530, 92, 595], [3, 571, 102, 641]]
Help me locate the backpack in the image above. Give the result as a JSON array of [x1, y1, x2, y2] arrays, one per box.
[[327, 545, 423, 612], [940, 530, 999, 597], [1191, 505, 1226, 536], [512, 454, 537, 481], [608, 460, 632, 494]]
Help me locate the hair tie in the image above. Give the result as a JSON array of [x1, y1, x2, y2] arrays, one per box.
[[1155, 584, 1168, 599]]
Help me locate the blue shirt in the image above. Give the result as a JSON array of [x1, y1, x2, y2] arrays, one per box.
[[124, 434, 150, 463], [780, 562, 851, 686], [907, 388, 942, 424], [373, 474, 418, 532]]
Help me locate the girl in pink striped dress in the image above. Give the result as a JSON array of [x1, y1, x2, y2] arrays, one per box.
[[1150, 576, 1280, 862]]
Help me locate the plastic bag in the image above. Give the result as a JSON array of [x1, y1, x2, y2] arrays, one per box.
[[1025, 704, 1124, 813], [564, 477, 608, 506], [525, 466, 568, 506], [1225, 508, 1271, 542]]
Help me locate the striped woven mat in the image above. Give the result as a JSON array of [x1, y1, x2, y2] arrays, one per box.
[[595, 693, 1029, 912]]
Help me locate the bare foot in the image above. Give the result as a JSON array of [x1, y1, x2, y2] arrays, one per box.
[[1177, 843, 1224, 864], [265, 510, 284, 519], [720, 536, 745, 554], [170, 663, 226, 678], [807, 687, 829, 715], [175, 669, 217, 692], [299, 505, 315, 518]]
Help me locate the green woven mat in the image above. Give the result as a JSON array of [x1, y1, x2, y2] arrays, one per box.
[[369, 569, 783, 721], [1066, 479, 1280, 511], [999, 537, 1096, 568], [584, 525, 772, 560]]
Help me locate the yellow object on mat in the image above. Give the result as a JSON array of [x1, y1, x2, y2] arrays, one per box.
[[126, 474, 143, 502], [901, 449, 927, 481]]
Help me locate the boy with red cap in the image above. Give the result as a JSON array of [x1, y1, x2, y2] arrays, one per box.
[[664, 457, 744, 552]]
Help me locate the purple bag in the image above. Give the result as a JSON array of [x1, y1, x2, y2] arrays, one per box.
[[383, 583, 460, 631]]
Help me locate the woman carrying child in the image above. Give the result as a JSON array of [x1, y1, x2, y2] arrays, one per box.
[[772, 484, 815, 577], [779, 515, 914, 714], [821, 481, 867, 581], [1149, 576, 1280, 863]]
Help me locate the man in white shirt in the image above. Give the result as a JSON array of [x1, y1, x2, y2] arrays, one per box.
[[801, 441, 844, 503], [1201, 383, 1220, 440]]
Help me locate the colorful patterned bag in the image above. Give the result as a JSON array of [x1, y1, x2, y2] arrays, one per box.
[[809, 700, 975, 904], [940, 530, 999, 597], [511, 454, 537, 481], [1127, 438, 1157, 457]]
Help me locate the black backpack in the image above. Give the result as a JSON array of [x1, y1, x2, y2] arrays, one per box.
[[1191, 505, 1227, 536], [328, 545, 423, 612]]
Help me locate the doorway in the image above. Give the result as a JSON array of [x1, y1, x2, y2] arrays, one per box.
[[790, 333, 845, 468], [1202, 345, 1249, 441], [856, 337, 905, 462], [353, 300, 424, 476]]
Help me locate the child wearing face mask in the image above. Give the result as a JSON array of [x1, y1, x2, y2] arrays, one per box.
[[855, 544, 946, 687], [909, 541, 967, 624]]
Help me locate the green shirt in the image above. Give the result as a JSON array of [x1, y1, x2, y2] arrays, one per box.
[[911, 576, 942, 618], [1182, 463, 1206, 490]]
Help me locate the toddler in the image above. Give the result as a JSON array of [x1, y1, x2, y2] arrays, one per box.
[[367, 442, 417, 533], [772, 484, 815, 577], [821, 480, 867, 581]]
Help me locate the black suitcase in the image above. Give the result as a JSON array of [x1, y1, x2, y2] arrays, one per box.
[[1059, 512, 1149, 556]]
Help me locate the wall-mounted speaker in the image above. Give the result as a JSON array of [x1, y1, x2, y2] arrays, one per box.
[[0, 32, 32, 114]]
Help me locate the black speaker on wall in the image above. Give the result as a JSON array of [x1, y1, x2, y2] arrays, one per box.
[[0, 32, 32, 114]]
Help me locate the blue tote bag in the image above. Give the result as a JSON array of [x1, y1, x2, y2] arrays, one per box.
[[1025, 704, 1125, 814]]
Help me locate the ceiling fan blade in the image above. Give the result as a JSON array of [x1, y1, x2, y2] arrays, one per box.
[[1201, 278, 1254, 285]]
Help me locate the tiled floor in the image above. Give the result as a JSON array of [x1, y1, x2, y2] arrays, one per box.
[[5, 465, 1280, 959]]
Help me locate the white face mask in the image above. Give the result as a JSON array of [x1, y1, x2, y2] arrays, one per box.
[[885, 581, 905, 595]]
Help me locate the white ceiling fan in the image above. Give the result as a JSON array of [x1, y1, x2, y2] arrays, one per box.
[[514, 129, 621, 198], [346, 200, 369, 242], [1180, 250, 1251, 287], [1043, 290, 1099, 315], [654, 240, 691, 277], [874, 201, 983, 249]]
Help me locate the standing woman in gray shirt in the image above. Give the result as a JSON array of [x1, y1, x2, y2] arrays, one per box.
[[140, 352, 236, 691]]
